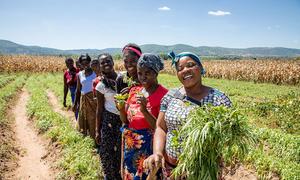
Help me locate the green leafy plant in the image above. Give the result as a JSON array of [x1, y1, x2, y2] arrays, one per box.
[[172, 105, 256, 180]]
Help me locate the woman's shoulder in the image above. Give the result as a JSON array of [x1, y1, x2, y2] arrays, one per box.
[[210, 88, 232, 106], [162, 87, 184, 99]]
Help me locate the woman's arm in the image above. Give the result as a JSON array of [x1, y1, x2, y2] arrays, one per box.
[[136, 95, 157, 129], [72, 76, 81, 112], [118, 103, 129, 124], [95, 91, 105, 145], [63, 74, 68, 107], [143, 112, 167, 170], [153, 112, 167, 156]]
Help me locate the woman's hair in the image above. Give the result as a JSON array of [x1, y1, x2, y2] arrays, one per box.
[[98, 53, 114, 63], [65, 57, 74, 63], [122, 43, 142, 58], [137, 53, 164, 74], [90, 59, 100, 65], [78, 54, 91, 64]]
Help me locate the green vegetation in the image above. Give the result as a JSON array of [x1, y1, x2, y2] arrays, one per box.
[[172, 105, 256, 180], [26, 74, 102, 179], [0, 74, 27, 177], [158, 74, 300, 179]]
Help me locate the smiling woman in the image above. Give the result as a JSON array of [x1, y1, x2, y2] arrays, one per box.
[[143, 52, 232, 179], [116, 53, 168, 180]]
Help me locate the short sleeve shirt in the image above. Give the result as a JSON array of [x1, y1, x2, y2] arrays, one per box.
[[126, 85, 168, 130], [95, 80, 119, 115], [160, 87, 232, 160]]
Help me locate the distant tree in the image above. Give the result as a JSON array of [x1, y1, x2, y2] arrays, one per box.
[[159, 52, 169, 61], [113, 53, 122, 60]]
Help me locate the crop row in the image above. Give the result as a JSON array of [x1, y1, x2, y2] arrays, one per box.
[[25, 74, 102, 179]]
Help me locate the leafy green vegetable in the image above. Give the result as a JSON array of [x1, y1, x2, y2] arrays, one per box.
[[172, 105, 256, 180]]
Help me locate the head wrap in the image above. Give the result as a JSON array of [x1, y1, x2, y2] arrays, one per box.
[[137, 53, 164, 74], [122, 46, 142, 57], [168, 51, 205, 75]]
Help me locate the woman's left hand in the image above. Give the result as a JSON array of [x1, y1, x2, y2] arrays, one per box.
[[136, 95, 147, 113]]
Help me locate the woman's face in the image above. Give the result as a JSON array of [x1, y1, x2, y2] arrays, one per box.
[[137, 66, 157, 89], [90, 62, 101, 74], [176, 56, 202, 89], [65, 60, 74, 70], [122, 51, 138, 77], [99, 55, 114, 74], [81, 59, 91, 70]]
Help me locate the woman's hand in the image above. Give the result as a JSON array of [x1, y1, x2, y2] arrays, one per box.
[[63, 100, 67, 107], [115, 99, 126, 111], [143, 153, 164, 171], [95, 131, 101, 145], [72, 104, 77, 112], [136, 95, 147, 113]]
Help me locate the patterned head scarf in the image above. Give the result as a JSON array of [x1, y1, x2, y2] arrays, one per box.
[[137, 53, 164, 74], [168, 51, 206, 75]]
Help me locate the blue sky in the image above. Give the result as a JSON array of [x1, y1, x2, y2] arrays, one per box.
[[1, 0, 300, 49]]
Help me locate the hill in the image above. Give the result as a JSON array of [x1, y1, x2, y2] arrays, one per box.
[[1, 39, 300, 57]]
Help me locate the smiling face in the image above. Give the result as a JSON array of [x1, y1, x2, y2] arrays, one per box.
[[137, 66, 158, 90], [122, 51, 138, 77], [176, 56, 202, 89], [99, 55, 114, 74], [81, 59, 91, 70]]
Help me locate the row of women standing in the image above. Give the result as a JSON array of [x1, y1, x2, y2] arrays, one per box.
[[63, 43, 232, 180]]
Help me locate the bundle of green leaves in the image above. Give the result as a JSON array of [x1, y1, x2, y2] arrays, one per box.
[[172, 105, 256, 180]]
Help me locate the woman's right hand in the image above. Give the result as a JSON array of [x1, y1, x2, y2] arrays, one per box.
[[143, 153, 165, 171]]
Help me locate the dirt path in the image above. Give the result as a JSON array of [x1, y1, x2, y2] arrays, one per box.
[[13, 89, 53, 179], [47, 90, 76, 127]]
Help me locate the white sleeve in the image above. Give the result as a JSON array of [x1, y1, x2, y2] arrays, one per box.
[[95, 82, 106, 94]]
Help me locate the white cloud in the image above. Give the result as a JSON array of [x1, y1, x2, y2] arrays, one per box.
[[158, 6, 171, 11], [208, 10, 231, 16]]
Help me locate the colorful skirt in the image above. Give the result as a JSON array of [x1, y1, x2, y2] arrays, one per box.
[[99, 110, 122, 180], [78, 92, 97, 139], [121, 126, 153, 180]]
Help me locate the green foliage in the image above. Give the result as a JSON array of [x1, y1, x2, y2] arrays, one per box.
[[253, 91, 300, 134], [0, 74, 27, 176], [172, 105, 256, 180], [26, 74, 102, 179]]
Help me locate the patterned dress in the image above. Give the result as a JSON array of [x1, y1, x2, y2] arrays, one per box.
[[122, 85, 168, 180], [159, 87, 232, 179]]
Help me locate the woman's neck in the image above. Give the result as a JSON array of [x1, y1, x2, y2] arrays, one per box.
[[105, 71, 117, 80], [145, 83, 159, 95], [84, 68, 92, 75], [184, 83, 210, 100]]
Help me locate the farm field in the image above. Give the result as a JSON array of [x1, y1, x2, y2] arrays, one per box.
[[0, 56, 299, 179]]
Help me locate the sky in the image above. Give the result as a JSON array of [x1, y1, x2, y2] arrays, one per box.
[[0, 0, 300, 50]]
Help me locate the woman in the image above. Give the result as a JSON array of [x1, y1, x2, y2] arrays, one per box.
[[73, 54, 97, 139], [116, 43, 142, 94], [90, 59, 102, 97], [63, 58, 79, 114], [117, 53, 168, 180], [143, 52, 232, 179], [95, 53, 122, 180]]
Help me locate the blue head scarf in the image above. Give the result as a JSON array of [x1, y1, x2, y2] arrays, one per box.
[[168, 51, 205, 75]]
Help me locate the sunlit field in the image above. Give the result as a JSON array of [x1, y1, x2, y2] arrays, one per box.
[[0, 55, 299, 179]]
